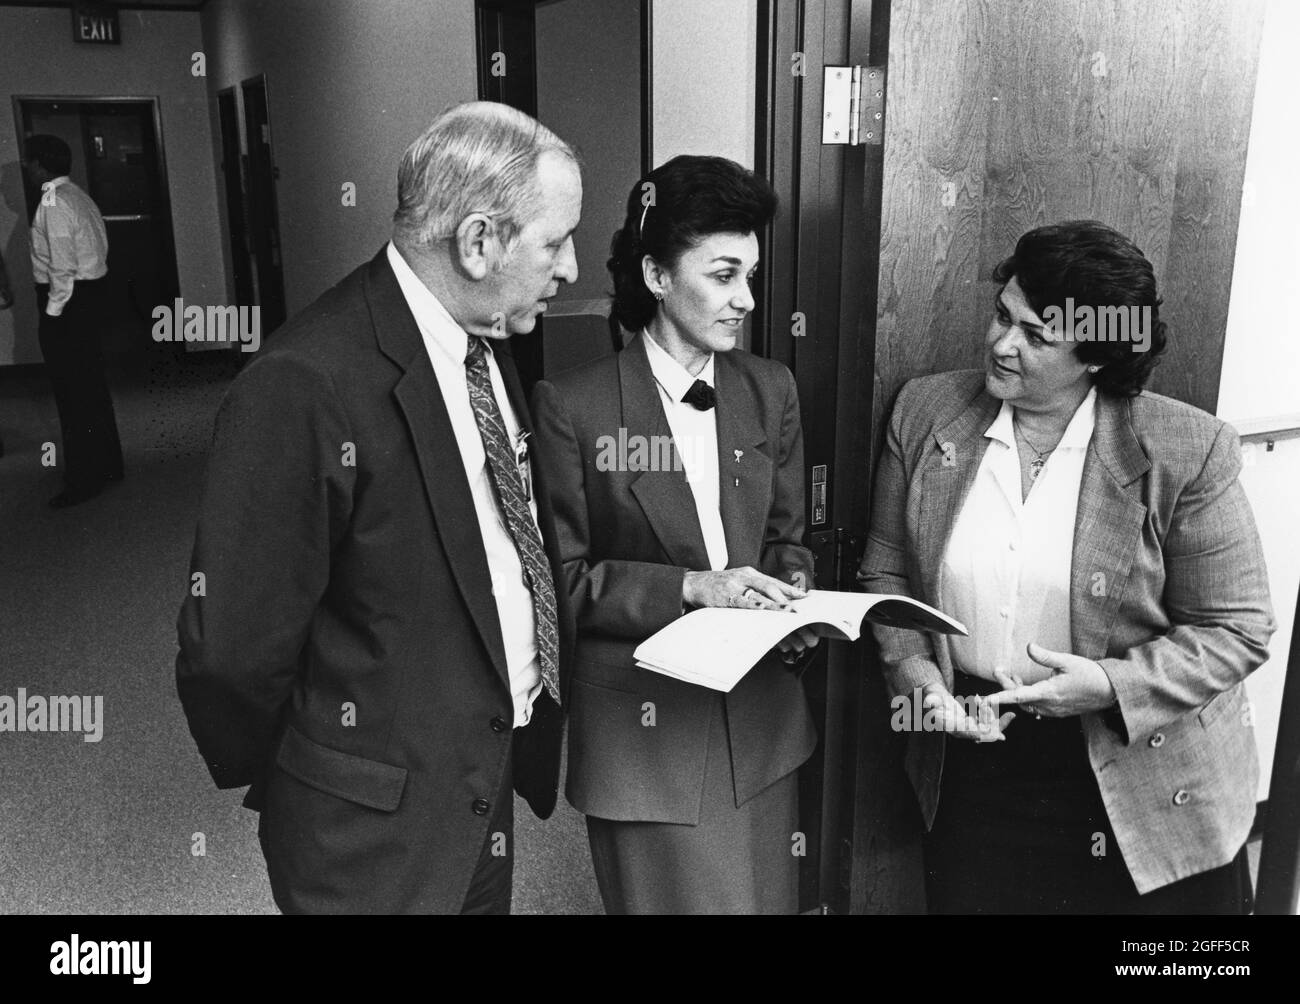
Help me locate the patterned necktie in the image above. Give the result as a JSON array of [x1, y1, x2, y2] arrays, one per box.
[[464, 336, 561, 706]]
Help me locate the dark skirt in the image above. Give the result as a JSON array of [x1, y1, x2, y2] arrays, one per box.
[[585, 693, 800, 915], [925, 672, 1253, 915]]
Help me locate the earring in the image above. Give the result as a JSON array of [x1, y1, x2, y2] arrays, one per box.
[[653, 291, 664, 301]]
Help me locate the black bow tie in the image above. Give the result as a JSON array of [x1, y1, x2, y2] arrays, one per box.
[[681, 379, 716, 411]]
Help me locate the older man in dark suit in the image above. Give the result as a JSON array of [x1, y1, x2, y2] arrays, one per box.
[[176, 102, 582, 914]]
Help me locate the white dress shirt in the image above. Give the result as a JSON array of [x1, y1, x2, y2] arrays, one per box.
[[387, 242, 542, 726], [30, 177, 109, 317], [939, 388, 1097, 686], [642, 330, 729, 571]]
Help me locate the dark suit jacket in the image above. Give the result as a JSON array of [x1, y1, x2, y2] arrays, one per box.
[[859, 369, 1275, 893], [530, 332, 817, 823], [175, 248, 573, 913]]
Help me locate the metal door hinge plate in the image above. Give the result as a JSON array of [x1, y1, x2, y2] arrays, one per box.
[[822, 65, 885, 146]]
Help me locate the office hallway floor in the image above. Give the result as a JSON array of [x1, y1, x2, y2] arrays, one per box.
[[0, 346, 603, 914]]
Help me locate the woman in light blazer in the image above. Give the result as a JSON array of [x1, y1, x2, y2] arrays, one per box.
[[859, 221, 1275, 914], [530, 156, 820, 914]]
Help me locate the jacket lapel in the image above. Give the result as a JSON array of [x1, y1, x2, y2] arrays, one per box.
[[713, 351, 772, 568], [916, 388, 1000, 603], [1069, 393, 1150, 660], [365, 249, 509, 684], [621, 334, 712, 569]]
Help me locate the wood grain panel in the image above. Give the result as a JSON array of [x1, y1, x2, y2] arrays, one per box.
[[980, 0, 1183, 279], [875, 0, 990, 439], [877, 0, 1263, 419]]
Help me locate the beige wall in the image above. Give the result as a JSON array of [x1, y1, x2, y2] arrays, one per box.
[[1218, 0, 1300, 431], [199, 0, 478, 315], [0, 5, 222, 366], [1217, 0, 1300, 801], [651, 0, 756, 170]]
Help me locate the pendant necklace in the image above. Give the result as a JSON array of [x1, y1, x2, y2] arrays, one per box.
[[1014, 415, 1057, 483]]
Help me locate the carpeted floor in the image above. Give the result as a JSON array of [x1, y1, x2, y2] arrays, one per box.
[[0, 345, 602, 914]]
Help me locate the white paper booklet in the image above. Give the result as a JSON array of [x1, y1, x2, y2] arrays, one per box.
[[632, 589, 967, 692]]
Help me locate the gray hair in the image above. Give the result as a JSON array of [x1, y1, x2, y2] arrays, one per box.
[[393, 101, 578, 250]]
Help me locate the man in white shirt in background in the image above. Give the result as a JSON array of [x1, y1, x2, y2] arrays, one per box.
[[23, 134, 124, 507]]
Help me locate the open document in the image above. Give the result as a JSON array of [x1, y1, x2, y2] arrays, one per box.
[[633, 590, 967, 692]]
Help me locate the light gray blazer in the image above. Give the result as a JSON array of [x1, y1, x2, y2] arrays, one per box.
[[859, 369, 1275, 894]]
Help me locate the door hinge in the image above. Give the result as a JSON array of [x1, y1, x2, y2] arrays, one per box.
[[822, 65, 885, 146]]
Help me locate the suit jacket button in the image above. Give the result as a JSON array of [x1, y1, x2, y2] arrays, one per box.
[[472, 798, 491, 816], [490, 716, 508, 733], [1149, 732, 1165, 748], [1172, 789, 1191, 806]]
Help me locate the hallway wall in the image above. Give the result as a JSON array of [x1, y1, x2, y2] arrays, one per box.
[[198, 0, 478, 316], [0, 5, 223, 367]]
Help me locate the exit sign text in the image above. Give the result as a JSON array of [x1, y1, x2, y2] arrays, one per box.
[[72, 3, 121, 45]]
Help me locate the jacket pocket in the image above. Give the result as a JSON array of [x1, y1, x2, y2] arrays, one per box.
[[1198, 686, 1244, 730], [274, 724, 408, 812], [574, 651, 642, 694]]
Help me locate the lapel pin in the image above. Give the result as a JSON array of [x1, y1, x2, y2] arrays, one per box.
[[734, 449, 743, 463]]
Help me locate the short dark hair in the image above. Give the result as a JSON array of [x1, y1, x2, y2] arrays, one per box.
[[24, 134, 72, 177], [608, 155, 777, 333], [991, 220, 1168, 397]]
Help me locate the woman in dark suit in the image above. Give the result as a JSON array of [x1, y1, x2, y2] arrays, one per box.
[[859, 221, 1275, 914], [530, 155, 820, 914]]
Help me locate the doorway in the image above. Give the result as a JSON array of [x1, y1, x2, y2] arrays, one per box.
[[13, 96, 179, 355], [216, 87, 255, 312], [475, 0, 648, 392], [238, 76, 287, 337]]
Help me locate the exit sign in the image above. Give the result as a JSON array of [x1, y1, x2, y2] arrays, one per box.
[[72, 2, 121, 45]]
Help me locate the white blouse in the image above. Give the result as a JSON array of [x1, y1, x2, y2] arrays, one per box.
[[642, 331, 730, 571], [939, 388, 1097, 685]]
